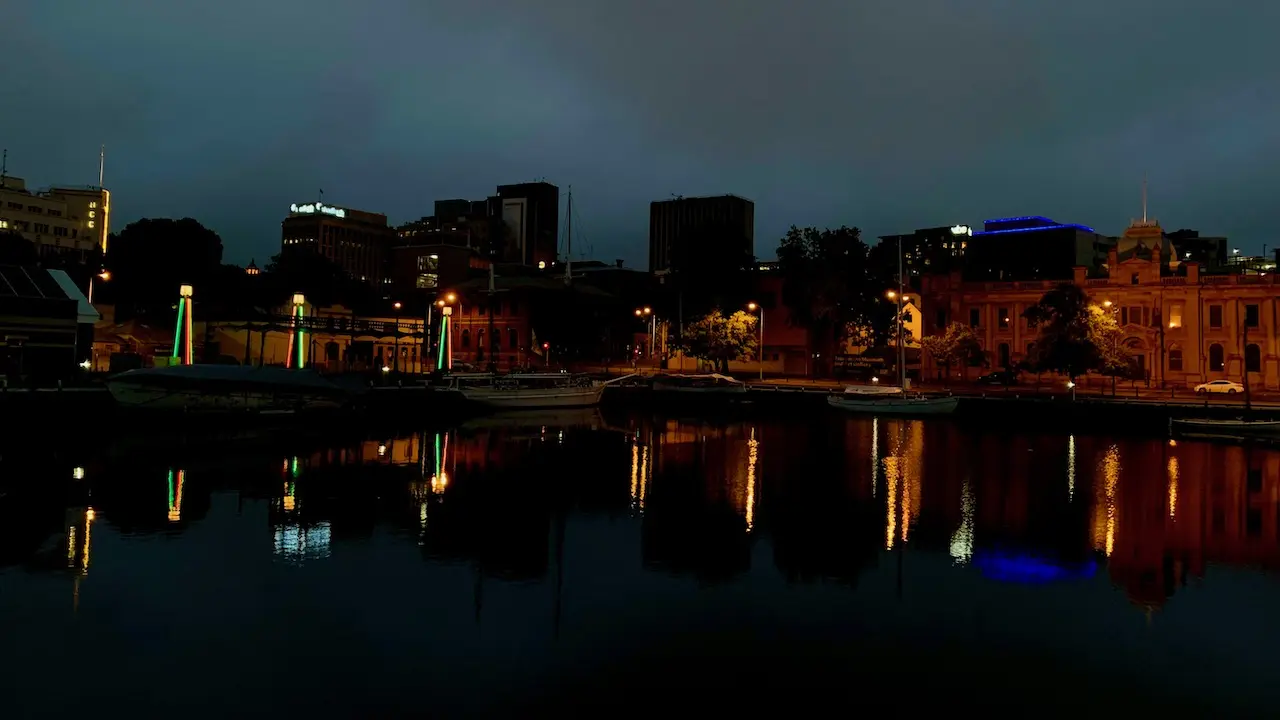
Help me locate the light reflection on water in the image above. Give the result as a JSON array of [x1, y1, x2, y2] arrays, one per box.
[[2, 413, 1280, 714]]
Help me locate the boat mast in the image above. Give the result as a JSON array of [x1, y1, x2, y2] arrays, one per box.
[[897, 233, 906, 395], [563, 187, 572, 286]]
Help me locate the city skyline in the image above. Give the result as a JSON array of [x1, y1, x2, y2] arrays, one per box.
[[5, 0, 1277, 266]]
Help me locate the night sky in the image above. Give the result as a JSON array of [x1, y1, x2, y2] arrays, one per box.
[[5, 1, 1278, 266]]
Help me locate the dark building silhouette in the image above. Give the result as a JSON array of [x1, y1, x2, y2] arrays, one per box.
[[281, 201, 395, 287], [495, 182, 559, 267], [649, 195, 754, 274], [962, 215, 1113, 281], [1166, 228, 1228, 269], [878, 224, 972, 277]]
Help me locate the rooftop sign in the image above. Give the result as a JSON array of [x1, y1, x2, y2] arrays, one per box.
[[950, 225, 972, 236], [290, 202, 346, 219]]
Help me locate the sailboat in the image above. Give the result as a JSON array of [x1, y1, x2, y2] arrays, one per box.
[[1172, 302, 1280, 440], [827, 234, 958, 416]]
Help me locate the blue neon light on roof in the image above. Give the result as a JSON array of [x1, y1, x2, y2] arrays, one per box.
[[985, 215, 1058, 224], [973, 223, 1096, 236]]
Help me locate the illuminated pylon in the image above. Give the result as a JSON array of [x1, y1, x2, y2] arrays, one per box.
[[438, 305, 453, 371], [285, 293, 307, 369], [171, 284, 194, 365]]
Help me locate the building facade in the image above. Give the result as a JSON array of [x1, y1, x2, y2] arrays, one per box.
[[878, 224, 972, 277], [963, 215, 1112, 281], [918, 221, 1280, 389], [0, 177, 109, 258], [649, 195, 755, 274], [495, 183, 559, 267], [281, 201, 395, 288]]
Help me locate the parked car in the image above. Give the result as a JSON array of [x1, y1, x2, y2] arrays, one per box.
[[976, 370, 1018, 386], [1194, 379, 1244, 394]]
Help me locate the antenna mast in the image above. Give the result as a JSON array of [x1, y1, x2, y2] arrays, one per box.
[[1142, 174, 1148, 224], [98, 145, 105, 188]]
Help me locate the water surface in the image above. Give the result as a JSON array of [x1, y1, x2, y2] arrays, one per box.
[[2, 411, 1278, 715]]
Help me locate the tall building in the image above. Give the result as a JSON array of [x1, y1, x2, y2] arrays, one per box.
[[649, 195, 755, 274], [281, 200, 394, 287], [495, 182, 559, 267], [962, 215, 1113, 281], [878, 224, 972, 276], [0, 176, 109, 258]]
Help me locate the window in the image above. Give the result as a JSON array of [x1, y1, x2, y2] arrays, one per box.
[[998, 343, 1010, 368], [1209, 343, 1224, 371], [47, 209, 62, 217], [1209, 305, 1223, 329], [33, 223, 49, 234], [1168, 348, 1183, 372], [1131, 273, 1140, 285], [1246, 343, 1261, 373], [997, 308, 1009, 327], [1168, 303, 1183, 329], [461, 328, 471, 348], [53, 226, 67, 237], [27, 205, 41, 214], [969, 308, 980, 327], [508, 328, 518, 349], [935, 309, 946, 329], [1126, 306, 1143, 326], [1245, 304, 1260, 328]]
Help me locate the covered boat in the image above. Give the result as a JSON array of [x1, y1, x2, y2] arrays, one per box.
[[106, 365, 355, 413]]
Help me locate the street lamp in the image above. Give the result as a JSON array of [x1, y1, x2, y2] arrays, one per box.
[[635, 306, 655, 363], [747, 302, 763, 380], [392, 301, 402, 372]]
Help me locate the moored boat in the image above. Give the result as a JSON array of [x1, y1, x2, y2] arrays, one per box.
[[1170, 417, 1280, 441], [106, 365, 355, 413], [827, 394, 959, 416], [452, 372, 608, 409], [652, 373, 748, 394]]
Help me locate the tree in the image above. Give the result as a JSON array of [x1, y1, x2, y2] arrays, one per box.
[[776, 226, 897, 375], [102, 218, 225, 319], [0, 231, 39, 265], [264, 247, 377, 310], [678, 310, 758, 373], [920, 322, 984, 383], [1023, 283, 1120, 380]]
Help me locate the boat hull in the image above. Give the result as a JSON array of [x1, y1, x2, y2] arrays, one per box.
[[827, 395, 959, 416], [107, 381, 345, 413], [459, 385, 604, 409], [1171, 418, 1280, 441]]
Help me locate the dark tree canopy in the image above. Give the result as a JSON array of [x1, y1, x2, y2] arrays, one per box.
[[775, 226, 897, 374], [669, 220, 755, 317], [264, 247, 378, 310], [1023, 283, 1125, 379], [0, 231, 40, 265], [102, 218, 226, 318]]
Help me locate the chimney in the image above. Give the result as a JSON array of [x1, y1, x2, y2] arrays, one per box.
[[615, 258, 624, 268], [1186, 261, 1200, 284], [1072, 266, 1087, 285]]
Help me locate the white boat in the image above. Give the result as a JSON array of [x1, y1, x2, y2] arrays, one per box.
[[453, 372, 607, 409], [652, 373, 748, 394], [106, 365, 354, 413], [1170, 417, 1280, 441], [840, 383, 902, 396], [827, 394, 959, 416]]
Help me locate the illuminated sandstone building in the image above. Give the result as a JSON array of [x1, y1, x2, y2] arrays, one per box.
[[918, 216, 1278, 388]]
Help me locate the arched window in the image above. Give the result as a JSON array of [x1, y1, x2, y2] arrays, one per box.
[[1168, 348, 1183, 372], [1209, 343, 1224, 371], [509, 328, 519, 349], [1246, 343, 1262, 373], [477, 329, 486, 360], [461, 328, 471, 348], [998, 343, 1010, 369]]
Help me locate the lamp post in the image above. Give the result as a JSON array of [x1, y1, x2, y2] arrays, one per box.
[[747, 302, 763, 380], [635, 307, 655, 367], [437, 293, 457, 371], [392, 301, 402, 373]]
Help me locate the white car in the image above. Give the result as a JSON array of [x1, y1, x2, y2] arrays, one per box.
[[1195, 379, 1244, 394]]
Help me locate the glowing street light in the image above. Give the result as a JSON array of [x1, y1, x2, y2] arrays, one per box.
[[885, 290, 897, 300], [746, 302, 764, 380]]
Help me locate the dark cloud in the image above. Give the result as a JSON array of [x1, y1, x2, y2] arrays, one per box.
[[3, 0, 1278, 264]]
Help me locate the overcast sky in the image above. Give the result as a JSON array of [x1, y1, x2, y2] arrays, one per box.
[[5, 0, 1278, 266]]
